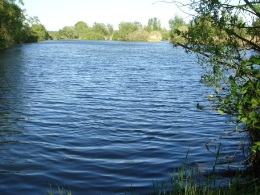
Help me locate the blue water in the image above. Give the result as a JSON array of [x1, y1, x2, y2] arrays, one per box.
[[0, 40, 247, 194]]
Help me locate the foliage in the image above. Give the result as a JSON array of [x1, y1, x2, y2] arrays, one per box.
[[0, 0, 49, 49], [169, 15, 188, 43], [160, 28, 170, 40], [144, 17, 162, 32], [112, 21, 139, 41], [54, 18, 169, 41], [58, 26, 76, 39], [110, 30, 121, 41], [106, 24, 114, 40], [22, 16, 49, 42], [48, 31, 60, 40], [0, 0, 25, 48], [28, 24, 47, 41], [169, 15, 186, 30], [74, 21, 89, 39], [54, 22, 112, 40], [170, 25, 188, 43], [112, 19, 166, 41], [125, 29, 150, 42], [173, 0, 260, 173], [92, 22, 109, 37], [80, 30, 105, 40]]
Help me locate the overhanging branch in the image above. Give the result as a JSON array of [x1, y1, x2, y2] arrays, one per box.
[[244, 0, 260, 18], [176, 42, 238, 69], [225, 28, 260, 52]]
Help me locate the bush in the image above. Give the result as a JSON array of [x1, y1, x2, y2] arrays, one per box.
[[125, 30, 149, 41], [147, 31, 163, 42], [81, 31, 105, 40]]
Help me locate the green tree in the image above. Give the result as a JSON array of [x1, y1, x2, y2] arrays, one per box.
[[106, 24, 114, 40], [145, 17, 161, 32], [133, 21, 143, 30], [92, 22, 108, 37], [73, 21, 113, 40], [58, 26, 76, 39], [24, 16, 49, 42], [74, 21, 89, 39], [0, 1, 49, 47], [169, 15, 187, 43], [125, 29, 149, 42], [75, 21, 89, 30], [0, 0, 25, 48], [174, 0, 260, 174], [112, 22, 139, 41], [81, 31, 105, 40], [160, 28, 170, 40], [48, 31, 59, 40], [28, 24, 49, 41], [251, 17, 260, 43], [169, 15, 185, 30]]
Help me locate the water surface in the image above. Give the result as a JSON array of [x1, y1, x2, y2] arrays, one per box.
[[0, 41, 246, 194]]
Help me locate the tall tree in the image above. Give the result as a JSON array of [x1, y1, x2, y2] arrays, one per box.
[[24, 16, 49, 42], [0, 1, 49, 48], [145, 17, 161, 32], [58, 26, 76, 39], [74, 21, 89, 39], [113, 22, 139, 41], [106, 24, 114, 39], [174, 0, 260, 175], [0, 0, 25, 48], [29, 24, 49, 41], [169, 15, 186, 30], [169, 15, 187, 43], [92, 22, 108, 37]]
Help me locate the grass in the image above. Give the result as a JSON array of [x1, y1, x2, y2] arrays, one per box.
[[48, 185, 71, 195], [152, 165, 260, 195], [151, 149, 260, 195]]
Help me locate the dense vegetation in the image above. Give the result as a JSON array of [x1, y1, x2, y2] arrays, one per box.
[[0, 0, 49, 50], [171, 0, 260, 176], [50, 17, 186, 42]]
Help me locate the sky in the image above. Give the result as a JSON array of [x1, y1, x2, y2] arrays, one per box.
[[22, 0, 192, 31]]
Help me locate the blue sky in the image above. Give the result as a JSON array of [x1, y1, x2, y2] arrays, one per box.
[[22, 0, 192, 31]]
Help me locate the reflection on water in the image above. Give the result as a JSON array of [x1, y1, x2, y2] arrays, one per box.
[[0, 41, 248, 194]]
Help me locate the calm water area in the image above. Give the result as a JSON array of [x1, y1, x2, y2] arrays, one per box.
[[0, 40, 247, 194]]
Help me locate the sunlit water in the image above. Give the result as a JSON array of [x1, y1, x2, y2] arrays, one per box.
[[0, 40, 248, 194]]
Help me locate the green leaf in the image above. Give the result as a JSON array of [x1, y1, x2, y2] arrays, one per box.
[[241, 88, 247, 94], [241, 117, 247, 123], [252, 142, 260, 153], [243, 61, 252, 66], [218, 109, 224, 115], [251, 98, 259, 107], [250, 56, 260, 64]]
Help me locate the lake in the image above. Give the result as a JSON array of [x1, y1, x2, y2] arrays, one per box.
[[0, 40, 247, 194]]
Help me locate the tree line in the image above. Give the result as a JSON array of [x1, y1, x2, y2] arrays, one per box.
[[0, 0, 49, 50], [49, 17, 188, 42], [0, 0, 190, 45]]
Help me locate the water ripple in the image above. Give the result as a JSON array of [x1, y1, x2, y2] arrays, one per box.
[[0, 40, 248, 194]]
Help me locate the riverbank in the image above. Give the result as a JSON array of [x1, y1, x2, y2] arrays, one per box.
[[48, 168, 260, 195]]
